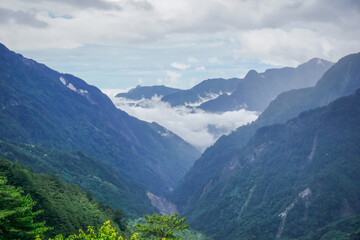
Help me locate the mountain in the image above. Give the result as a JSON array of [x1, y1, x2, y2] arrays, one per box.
[[0, 138, 154, 217], [172, 52, 360, 238], [172, 52, 360, 212], [0, 157, 127, 238], [161, 78, 241, 107], [257, 53, 360, 125], [179, 89, 360, 239], [199, 58, 333, 112], [0, 43, 200, 210], [115, 85, 181, 100]]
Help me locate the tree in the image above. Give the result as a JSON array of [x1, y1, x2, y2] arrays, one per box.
[[38, 220, 139, 240], [0, 176, 49, 240], [134, 213, 189, 240]]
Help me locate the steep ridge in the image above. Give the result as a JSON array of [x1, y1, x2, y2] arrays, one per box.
[[199, 58, 333, 112], [172, 52, 360, 217], [0, 138, 154, 216], [0, 43, 200, 202], [182, 89, 360, 239], [161, 78, 241, 106], [115, 85, 181, 100]]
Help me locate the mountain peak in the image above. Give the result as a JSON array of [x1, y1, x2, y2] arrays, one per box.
[[298, 57, 333, 69], [244, 69, 259, 79]]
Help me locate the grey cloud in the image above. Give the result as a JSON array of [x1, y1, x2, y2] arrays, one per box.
[[127, 0, 153, 11], [164, 0, 360, 36], [0, 7, 47, 28], [20, 0, 122, 10]]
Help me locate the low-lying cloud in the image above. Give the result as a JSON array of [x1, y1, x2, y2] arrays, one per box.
[[108, 95, 258, 152]]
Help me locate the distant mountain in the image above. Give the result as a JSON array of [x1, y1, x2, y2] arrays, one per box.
[[0, 43, 200, 213], [199, 58, 333, 112], [172, 52, 360, 238], [115, 85, 181, 100], [179, 89, 360, 239], [161, 78, 241, 106]]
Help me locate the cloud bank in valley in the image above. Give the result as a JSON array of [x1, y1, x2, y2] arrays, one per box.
[[107, 94, 258, 152]]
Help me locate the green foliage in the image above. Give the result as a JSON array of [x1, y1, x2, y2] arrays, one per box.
[[134, 213, 189, 239], [0, 138, 153, 217], [37, 221, 139, 240], [0, 176, 50, 240], [0, 158, 127, 238]]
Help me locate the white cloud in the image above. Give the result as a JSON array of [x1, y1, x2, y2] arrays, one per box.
[[110, 96, 258, 152], [196, 66, 206, 72], [138, 78, 143, 84], [100, 88, 129, 97], [235, 28, 334, 66], [165, 70, 182, 87], [1, 0, 359, 89], [171, 62, 190, 70], [187, 56, 198, 63], [208, 57, 221, 64]]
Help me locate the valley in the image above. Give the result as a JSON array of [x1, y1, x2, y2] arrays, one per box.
[[1, 13, 359, 239]]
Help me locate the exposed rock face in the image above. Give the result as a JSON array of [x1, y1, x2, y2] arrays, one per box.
[[147, 191, 178, 215]]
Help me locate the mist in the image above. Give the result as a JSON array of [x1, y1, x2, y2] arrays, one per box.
[[108, 95, 258, 152]]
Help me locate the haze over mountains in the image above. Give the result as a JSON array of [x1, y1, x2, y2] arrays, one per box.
[[106, 58, 333, 151], [1, 42, 359, 239]]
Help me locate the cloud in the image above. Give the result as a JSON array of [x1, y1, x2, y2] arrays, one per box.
[[236, 28, 334, 66], [156, 78, 163, 84], [100, 88, 129, 98], [3, 0, 358, 49], [165, 70, 181, 87], [171, 62, 190, 70], [1, 0, 359, 89], [20, 0, 122, 10], [196, 66, 206, 72], [187, 56, 198, 63], [110, 96, 258, 151], [0, 7, 47, 28], [208, 57, 220, 64]]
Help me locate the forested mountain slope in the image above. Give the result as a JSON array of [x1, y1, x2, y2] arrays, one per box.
[[0, 158, 128, 238], [0, 138, 154, 216], [172, 52, 360, 215], [182, 89, 360, 239], [0, 43, 200, 211]]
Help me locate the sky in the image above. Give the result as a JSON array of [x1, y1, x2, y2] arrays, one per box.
[[1, 0, 359, 90]]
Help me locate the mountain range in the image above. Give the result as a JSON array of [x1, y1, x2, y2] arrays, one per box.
[[171, 52, 360, 239], [0, 43, 200, 216], [1, 42, 359, 239], [115, 58, 333, 113], [199, 58, 333, 112], [115, 85, 181, 100], [161, 78, 241, 107]]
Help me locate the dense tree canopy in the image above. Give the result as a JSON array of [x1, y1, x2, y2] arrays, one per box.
[[0, 176, 49, 240], [134, 213, 189, 240]]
